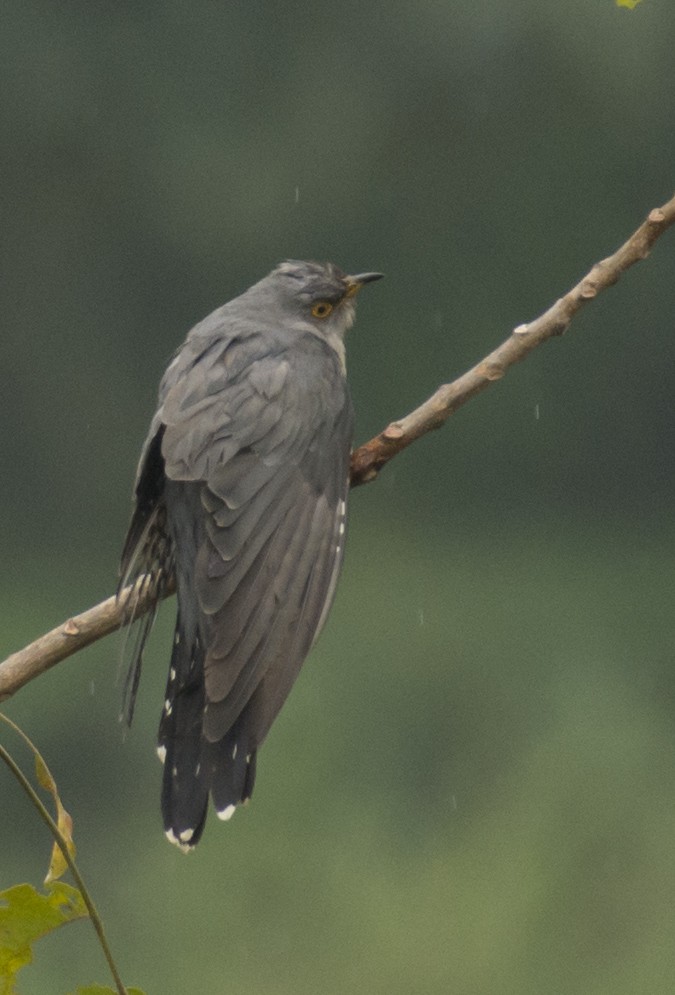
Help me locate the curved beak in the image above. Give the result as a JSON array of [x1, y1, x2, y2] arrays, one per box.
[[344, 272, 384, 297]]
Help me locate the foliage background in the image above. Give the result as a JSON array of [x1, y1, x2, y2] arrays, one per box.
[[2, 1, 675, 992]]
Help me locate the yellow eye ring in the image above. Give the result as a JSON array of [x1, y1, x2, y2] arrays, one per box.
[[311, 301, 333, 319]]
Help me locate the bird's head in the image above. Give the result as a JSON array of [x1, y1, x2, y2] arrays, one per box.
[[269, 259, 383, 338]]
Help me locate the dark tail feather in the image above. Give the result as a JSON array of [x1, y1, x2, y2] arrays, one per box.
[[159, 619, 259, 848], [159, 624, 209, 849], [119, 574, 161, 726], [207, 718, 258, 822]]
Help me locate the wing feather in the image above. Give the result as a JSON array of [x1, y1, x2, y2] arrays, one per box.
[[161, 330, 353, 759], [202, 483, 326, 735]]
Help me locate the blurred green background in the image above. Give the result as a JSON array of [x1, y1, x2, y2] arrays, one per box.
[[2, 1, 675, 992]]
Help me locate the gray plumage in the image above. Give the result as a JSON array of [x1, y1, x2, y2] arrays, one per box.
[[119, 260, 382, 848]]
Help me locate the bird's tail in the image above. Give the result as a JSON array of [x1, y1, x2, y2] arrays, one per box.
[[158, 618, 257, 849], [207, 722, 257, 824], [158, 618, 209, 848]]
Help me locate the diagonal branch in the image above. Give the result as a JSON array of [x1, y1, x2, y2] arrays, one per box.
[[350, 194, 675, 485], [0, 577, 174, 703], [1, 192, 674, 702]]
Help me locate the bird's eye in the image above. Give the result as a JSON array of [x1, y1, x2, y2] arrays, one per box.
[[311, 301, 333, 319]]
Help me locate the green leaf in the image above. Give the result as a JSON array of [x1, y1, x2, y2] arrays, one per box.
[[616, 0, 642, 8], [0, 882, 87, 994]]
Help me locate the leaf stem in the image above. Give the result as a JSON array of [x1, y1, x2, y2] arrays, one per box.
[[0, 714, 129, 995]]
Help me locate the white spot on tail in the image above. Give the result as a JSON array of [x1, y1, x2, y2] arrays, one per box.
[[217, 804, 236, 821], [179, 828, 194, 843], [157, 745, 167, 764], [164, 699, 172, 716], [232, 743, 238, 760], [195, 762, 201, 776], [165, 828, 192, 853], [174, 632, 181, 646], [170, 667, 176, 681]]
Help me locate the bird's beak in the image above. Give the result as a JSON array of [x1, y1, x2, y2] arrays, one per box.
[[344, 272, 384, 298]]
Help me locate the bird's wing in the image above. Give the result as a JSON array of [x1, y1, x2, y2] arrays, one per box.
[[118, 334, 190, 591], [117, 339, 194, 723], [160, 328, 353, 749]]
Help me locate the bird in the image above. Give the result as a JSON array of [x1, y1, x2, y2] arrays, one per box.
[[119, 260, 383, 849]]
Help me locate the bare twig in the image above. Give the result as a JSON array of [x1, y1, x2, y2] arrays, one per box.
[[351, 194, 675, 484], [1, 193, 674, 701]]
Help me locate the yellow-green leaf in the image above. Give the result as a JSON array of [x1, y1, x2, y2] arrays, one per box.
[[34, 750, 76, 883], [44, 802, 76, 884], [616, 0, 642, 8], [0, 883, 87, 994]]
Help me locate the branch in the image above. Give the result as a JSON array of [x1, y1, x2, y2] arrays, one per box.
[[2, 192, 674, 702], [0, 577, 173, 703], [351, 194, 675, 484]]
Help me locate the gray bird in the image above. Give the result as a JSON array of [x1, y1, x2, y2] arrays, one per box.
[[119, 260, 382, 848]]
